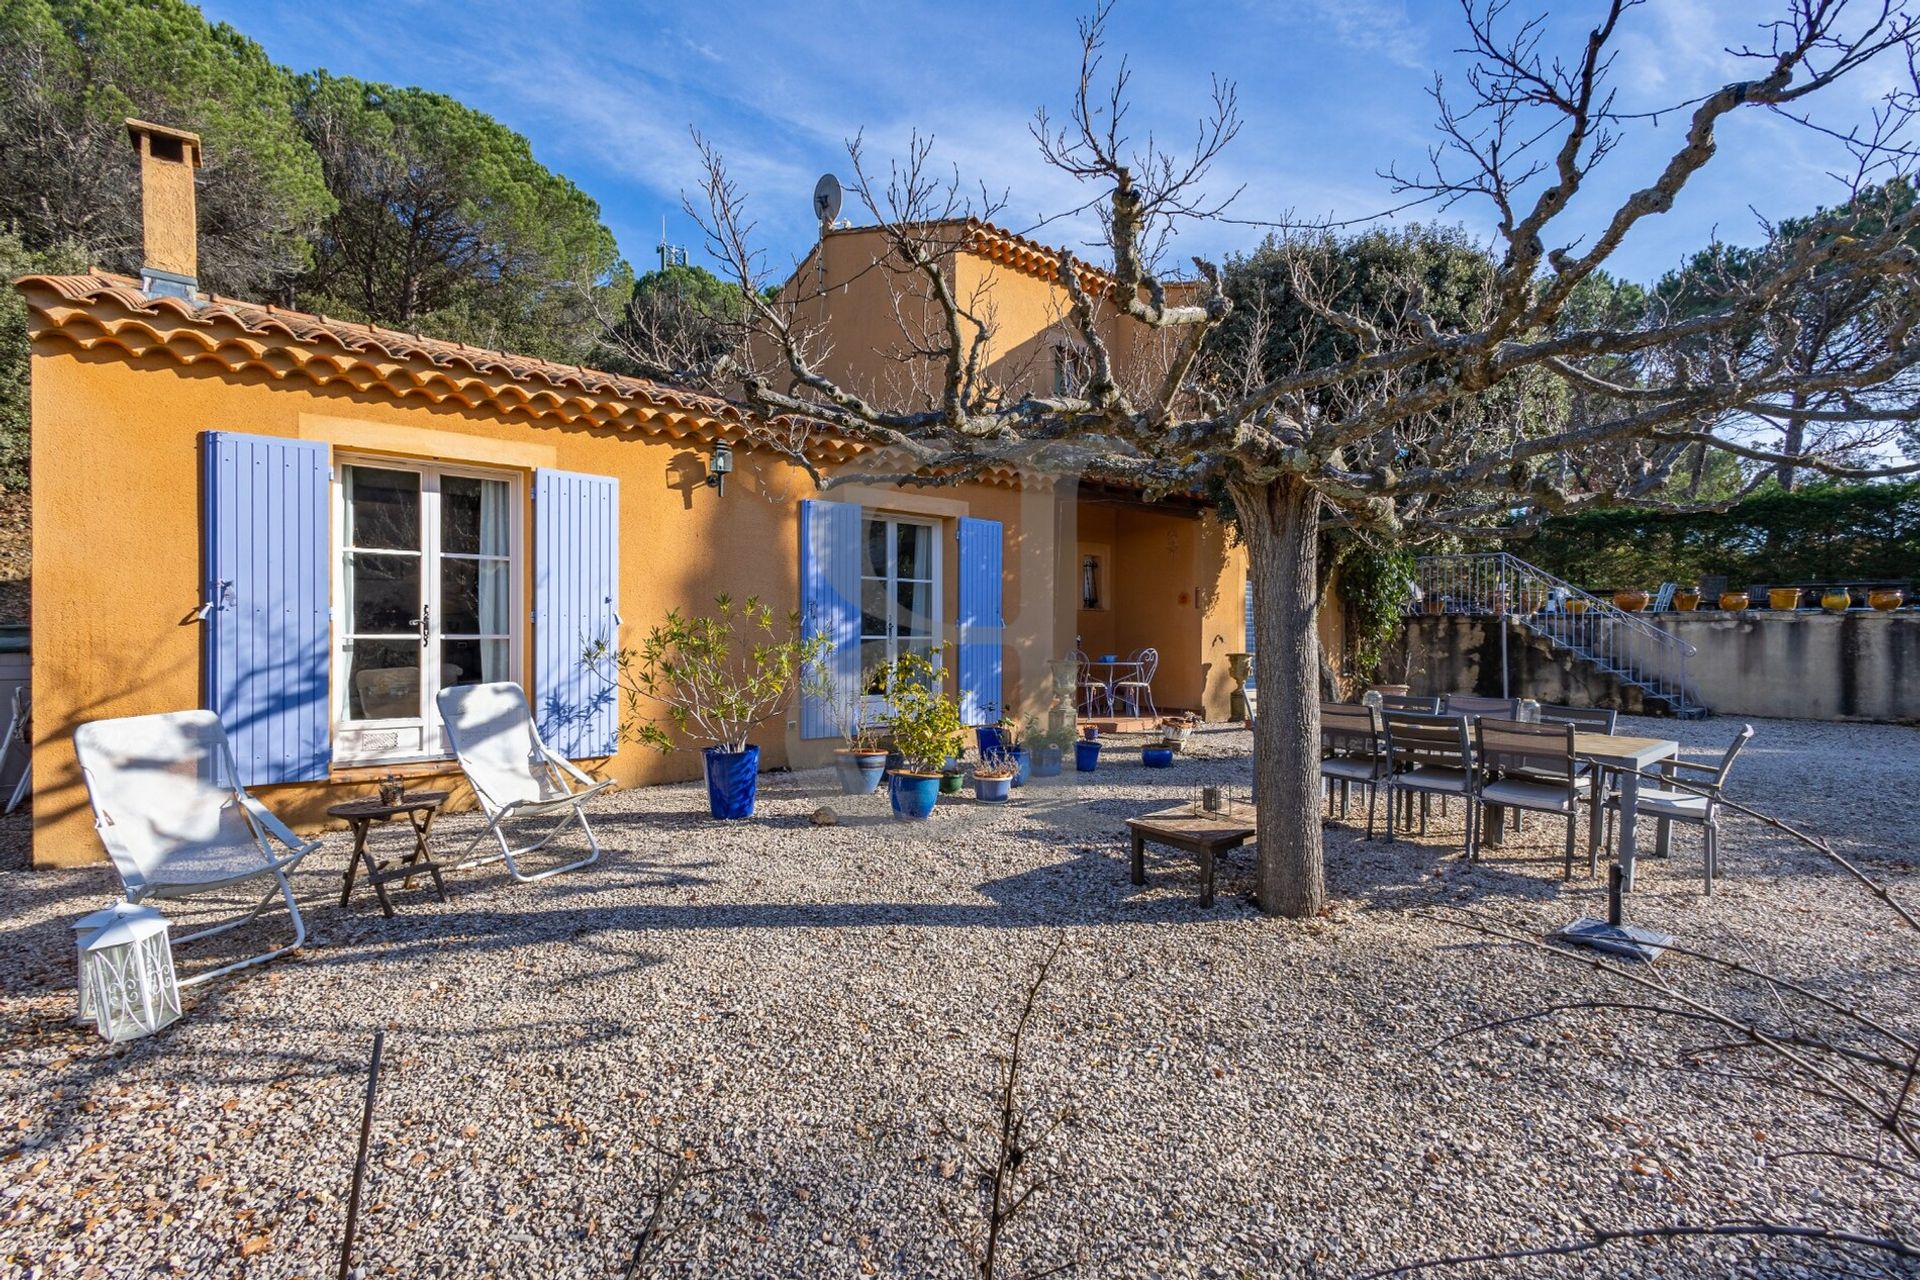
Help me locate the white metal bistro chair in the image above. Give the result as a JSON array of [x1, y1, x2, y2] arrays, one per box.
[[1112, 648, 1159, 718], [0, 686, 30, 813], [1604, 724, 1755, 894], [73, 710, 316, 985], [436, 682, 611, 881], [1070, 650, 1109, 717]]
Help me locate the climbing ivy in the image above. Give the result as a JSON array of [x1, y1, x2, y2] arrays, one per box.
[[1333, 539, 1417, 686]]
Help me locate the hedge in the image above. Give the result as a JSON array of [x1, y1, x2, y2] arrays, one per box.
[[1517, 482, 1920, 590]]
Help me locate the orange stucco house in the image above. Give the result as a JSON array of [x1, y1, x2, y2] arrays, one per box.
[[16, 122, 1256, 868]]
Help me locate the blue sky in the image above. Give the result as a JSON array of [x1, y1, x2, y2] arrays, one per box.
[[205, 0, 1910, 287]]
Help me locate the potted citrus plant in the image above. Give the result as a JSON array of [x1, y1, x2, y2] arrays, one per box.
[[591, 595, 826, 820], [875, 649, 961, 821]]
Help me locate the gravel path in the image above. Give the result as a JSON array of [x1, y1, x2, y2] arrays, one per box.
[[2, 715, 1917, 1278]]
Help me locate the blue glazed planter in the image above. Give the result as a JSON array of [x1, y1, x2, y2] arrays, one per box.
[[834, 750, 887, 795], [1142, 746, 1175, 769], [973, 774, 1012, 803], [704, 745, 760, 818], [889, 771, 941, 820], [1007, 746, 1032, 787], [975, 725, 1007, 756], [1074, 740, 1102, 772], [1031, 747, 1064, 778]]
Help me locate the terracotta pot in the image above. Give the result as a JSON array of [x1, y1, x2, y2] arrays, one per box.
[[1367, 683, 1410, 697], [1719, 591, 1750, 611], [1821, 589, 1852, 614], [1869, 588, 1905, 612], [1422, 597, 1445, 616], [1613, 589, 1649, 612], [1769, 587, 1803, 611], [1567, 599, 1591, 615], [1673, 589, 1701, 612]]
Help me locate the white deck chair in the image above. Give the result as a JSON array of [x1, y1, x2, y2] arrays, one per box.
[[73, 711, 316, 985], [436, 682, 610, 881]]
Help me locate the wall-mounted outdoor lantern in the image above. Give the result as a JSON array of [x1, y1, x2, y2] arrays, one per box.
[[706, 440, 734, 496]]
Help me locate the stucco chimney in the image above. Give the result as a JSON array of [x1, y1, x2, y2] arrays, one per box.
[[125, 118, 203, 299]]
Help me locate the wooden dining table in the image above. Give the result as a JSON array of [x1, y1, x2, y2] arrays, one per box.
[[1573, 731, 1681, 892]]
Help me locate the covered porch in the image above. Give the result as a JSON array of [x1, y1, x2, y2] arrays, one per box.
[[1069, 483, 1249, 725]]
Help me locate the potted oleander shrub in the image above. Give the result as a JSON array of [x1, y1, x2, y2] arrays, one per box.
[[591, 595, 827, 820], [876, 649, 961, 821]]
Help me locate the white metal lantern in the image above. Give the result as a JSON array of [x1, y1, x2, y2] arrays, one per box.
[[72, 902, 146, 1025], [78, 904, 180, 1041]]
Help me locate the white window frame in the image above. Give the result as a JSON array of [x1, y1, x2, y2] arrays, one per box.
[[331, 455, 526, 766], [858, 512, 945, 718]]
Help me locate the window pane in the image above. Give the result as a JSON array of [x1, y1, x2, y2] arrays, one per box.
[[440, 559, 509, 635], [860, 579, 887, 638], [863, 519, 888, 577], [897, 580, 932, 638], [346, 467, 419, 550], [347, 641, 421, 720], [442, 476, 510, 556], [348, 552, 419, 633], [896, 522, 931, 580], [440, 638, 508, 689], [860, 639, 889, 693]]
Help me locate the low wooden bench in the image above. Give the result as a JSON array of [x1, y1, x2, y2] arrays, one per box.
[[1125, 804, 1257, 907]]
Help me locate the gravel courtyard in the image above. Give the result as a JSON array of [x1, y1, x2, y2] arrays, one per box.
[[3, 715, 1917, 1278]]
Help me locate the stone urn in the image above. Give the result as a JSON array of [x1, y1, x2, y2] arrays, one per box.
[[1047, 657, 1082, 738], [1869, 588, 1905, 612], [1769, 587, 1803, 611], [1719, 591, 1750, 611], [1613, 589, 1649, 612], [1225, 652, 1253, 722], [1821, 588, 1852, 614], [1673, 588, 1701, 612]]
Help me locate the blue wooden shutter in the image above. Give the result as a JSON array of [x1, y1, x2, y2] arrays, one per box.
[[956, 517, 1004, 726], [798, 498, 862, 739], [202, 431, 331, 786], [534, 469, 619, 757]]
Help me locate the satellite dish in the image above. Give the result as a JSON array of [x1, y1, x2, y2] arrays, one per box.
[[812, 173, 843, 227]]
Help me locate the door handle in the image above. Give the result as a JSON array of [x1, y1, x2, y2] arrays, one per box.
[[411, 605, 431, 648]]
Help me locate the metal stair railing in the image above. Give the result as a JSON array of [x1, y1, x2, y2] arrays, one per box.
[[1410, 552, 1703, 717]]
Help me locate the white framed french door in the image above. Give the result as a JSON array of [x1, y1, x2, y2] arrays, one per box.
[[332, 458, 524, 765], [859, 513, 943, 715]]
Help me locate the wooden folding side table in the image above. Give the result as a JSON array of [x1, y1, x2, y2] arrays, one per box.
[[1125, 803, 1258, 908], [328, 791, 451, 917]]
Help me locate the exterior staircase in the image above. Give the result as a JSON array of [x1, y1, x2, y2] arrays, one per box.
[[1411, 552, 1707, 718]]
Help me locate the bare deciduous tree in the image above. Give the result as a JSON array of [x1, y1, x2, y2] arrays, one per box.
[[681, 0, 1920, 918]]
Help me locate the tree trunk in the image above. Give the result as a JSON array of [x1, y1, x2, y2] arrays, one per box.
[[1230, 475, 1325, 919]]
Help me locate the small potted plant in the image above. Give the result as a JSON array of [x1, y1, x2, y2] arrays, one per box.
[[1029, 718, 1072, 777], [875, 649, 961, 821], [1073, 734, 1102, 772], [976, 710, 1014, 757], [1141, 739, 1176, 769], [804, 654, 889, 796], [591, 595, 826, 820], [972, 752, 1017, 802], [939, 755, 966, 794], [1159, 714, 1197, 753], [993, 716, 1032, 786]]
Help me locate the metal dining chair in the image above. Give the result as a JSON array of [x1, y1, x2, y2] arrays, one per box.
[[1443, 693, 1523, 719], [1474, 717, 1584, 876], [1070, 650, 1109, 717], [1603, 725, 1755, 893], [1113, 648, 1160, 717], [1382, 711, 1477, 853], [1320, 701, 1390, 838], [1536, 704, 1619, 734], [1378, 693, 1442, 714]]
